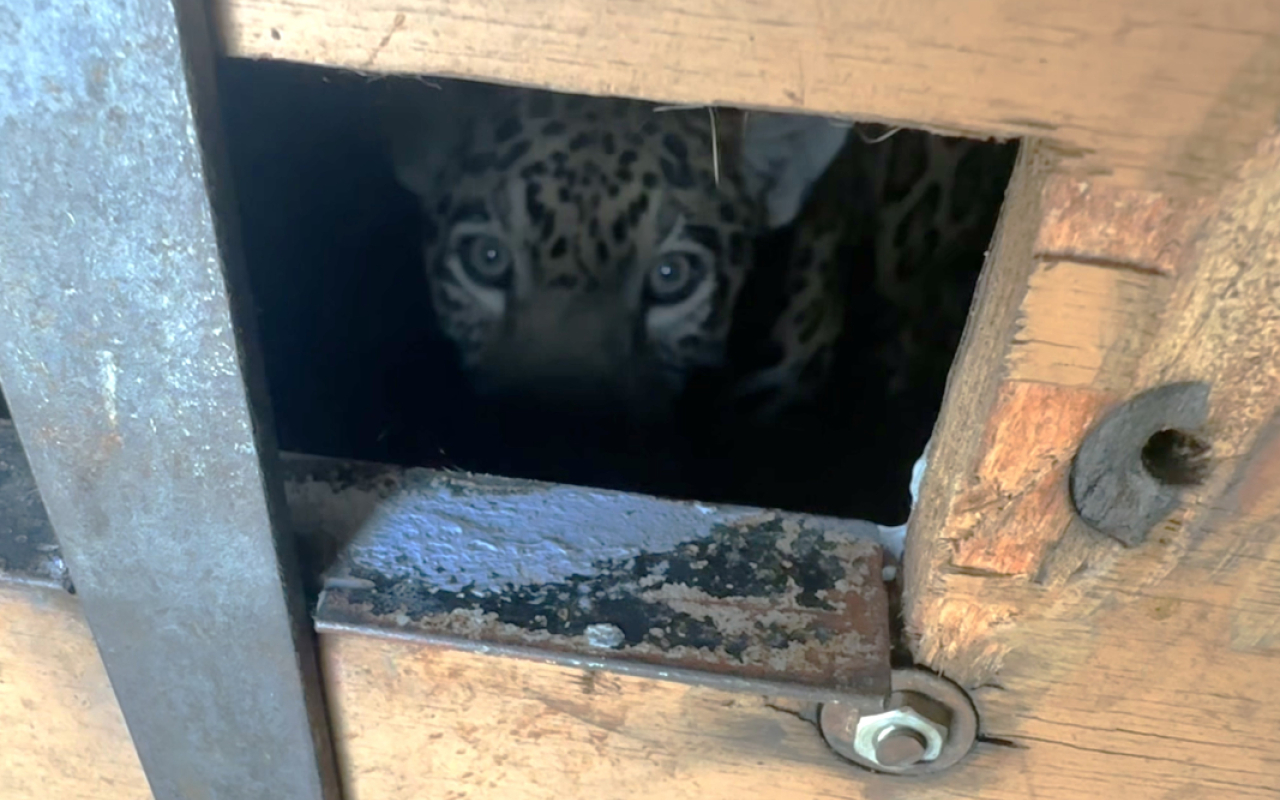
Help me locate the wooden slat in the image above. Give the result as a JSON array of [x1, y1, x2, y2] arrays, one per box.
[[318, 629, 1065, 799], [5, 565, 1277, 797], [217, 0, 1280, 191], [0, 584, 151, 800], [903, 127, 1280, 795], [0, 581, 1011, 800]]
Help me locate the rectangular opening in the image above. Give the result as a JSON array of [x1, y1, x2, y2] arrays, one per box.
[[217, 59, 1018, 528]]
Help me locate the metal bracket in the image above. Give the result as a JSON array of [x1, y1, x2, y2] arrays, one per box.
[[300, 454, 893, 701], [299, 453, 985, 774]]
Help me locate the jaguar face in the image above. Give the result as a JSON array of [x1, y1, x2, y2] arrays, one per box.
[[389, 84, 849, 433], [414, 93, 760, 425]]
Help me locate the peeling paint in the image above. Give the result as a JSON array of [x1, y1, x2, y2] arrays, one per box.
[[313, 464, 892, 693]]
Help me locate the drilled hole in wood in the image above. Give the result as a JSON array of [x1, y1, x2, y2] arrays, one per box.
[[1140, 428, 1212, 486]]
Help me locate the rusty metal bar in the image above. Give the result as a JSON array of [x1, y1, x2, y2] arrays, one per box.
[[0, 0, 341, 796], [296, 456, 893, 700]]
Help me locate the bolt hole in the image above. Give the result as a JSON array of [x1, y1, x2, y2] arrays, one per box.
[[1141, 428, 1212, 486]]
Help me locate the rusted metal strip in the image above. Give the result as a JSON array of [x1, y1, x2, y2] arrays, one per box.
[[297, 456, 893, 699], [0, 0, 341, 795]]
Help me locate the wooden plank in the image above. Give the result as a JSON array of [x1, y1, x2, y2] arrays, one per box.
[[903, 125, 1280, 796], [323, 630, 862, 799], [0, 583, 151, 800], [0, 578, 1048, 799], [216, 0, 1280, 191], [4, 561, 1276, 797], [322, 628, 1066, 799]]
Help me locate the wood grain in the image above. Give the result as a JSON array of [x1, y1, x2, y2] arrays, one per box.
[[0, 583, 151, 800], [215, 0, 1280, 192], [317, 627, 1210, 800], [904, 124, 1280, 794], [2, 561, 1277, 798]]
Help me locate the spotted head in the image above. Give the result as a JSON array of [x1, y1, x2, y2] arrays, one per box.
[[389, 84, 847, 426]]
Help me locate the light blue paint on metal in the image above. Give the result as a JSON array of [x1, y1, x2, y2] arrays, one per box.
[[335, 468, 888, 593]]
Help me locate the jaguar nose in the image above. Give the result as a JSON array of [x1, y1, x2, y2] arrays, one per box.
[[473, 293, 640, 414]]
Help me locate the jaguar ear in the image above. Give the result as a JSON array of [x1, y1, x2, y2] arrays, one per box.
[[739, 111, 850, 228], [380, 79, 514, 198], [379, 80, 447, 198]]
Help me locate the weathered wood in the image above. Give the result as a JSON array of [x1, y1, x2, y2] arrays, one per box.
[[5, 565, 1278, 797], [216, 0, 1280, 192], [904, 128, 1280, 794], [0, 584, 150, 800], [317, 628, 1036, 799]]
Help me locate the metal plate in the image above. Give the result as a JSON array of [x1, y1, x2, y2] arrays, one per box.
[[303, 457, 892, 698], [0, 438, 892, 706]]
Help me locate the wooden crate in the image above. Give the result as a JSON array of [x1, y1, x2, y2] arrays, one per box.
[[3, 0, 1280, 797]]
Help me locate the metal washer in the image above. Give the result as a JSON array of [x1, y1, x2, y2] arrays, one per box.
[[819, 668, 979, 775]]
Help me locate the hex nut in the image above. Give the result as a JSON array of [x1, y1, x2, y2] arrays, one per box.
[[875, 728, 928, 767], [853, 707, 947, 767], [819, 668, 979, 776]]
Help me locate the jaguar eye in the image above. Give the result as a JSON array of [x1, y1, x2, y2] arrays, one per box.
[[646, 252, 709, 305], [455, 234, 514, 287]]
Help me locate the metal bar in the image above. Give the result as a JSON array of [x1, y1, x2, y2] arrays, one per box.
[[297, 455, 894, 698], [0, 0, 342, 797]]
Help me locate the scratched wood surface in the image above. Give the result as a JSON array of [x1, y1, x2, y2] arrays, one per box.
[[215, 0, 1280, 192]]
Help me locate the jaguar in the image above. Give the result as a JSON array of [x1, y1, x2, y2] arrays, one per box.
[[386, 80, 1016, 510]]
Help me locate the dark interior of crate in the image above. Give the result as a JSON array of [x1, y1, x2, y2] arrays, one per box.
[[204, 59, 1016, 526]]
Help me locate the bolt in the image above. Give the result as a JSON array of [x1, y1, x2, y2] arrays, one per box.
[[854, 706, 947, 768], [819, 670, 978, 776], [875, 727, 929, 767]]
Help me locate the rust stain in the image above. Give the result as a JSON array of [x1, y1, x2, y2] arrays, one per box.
[[1035, 175, 1203, 276], [319, 522, 890, 693]]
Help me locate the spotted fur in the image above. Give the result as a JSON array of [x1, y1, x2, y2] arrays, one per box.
[[853, 127, 1017, 397], [388, 83, 1014, 430]]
